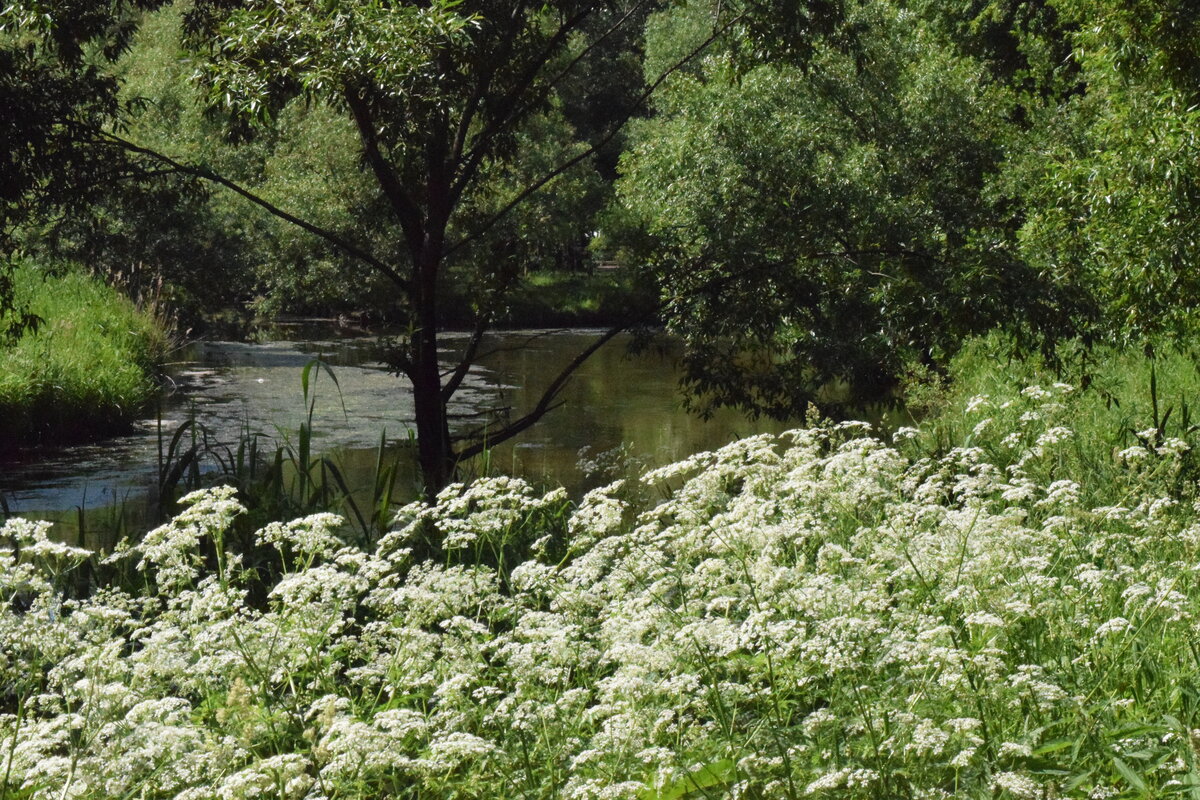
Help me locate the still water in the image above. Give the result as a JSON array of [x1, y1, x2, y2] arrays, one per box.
[[0, 328, 802, 523]]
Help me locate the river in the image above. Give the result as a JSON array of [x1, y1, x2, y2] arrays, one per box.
[[2, 327, 820, 537]]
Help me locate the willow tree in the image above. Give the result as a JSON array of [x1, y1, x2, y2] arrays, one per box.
[[608, 0, 1095, 419]]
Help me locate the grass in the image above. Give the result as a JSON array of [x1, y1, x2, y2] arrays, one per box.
[[0, 263, 170, 449], [905, 334, 1200, 508]]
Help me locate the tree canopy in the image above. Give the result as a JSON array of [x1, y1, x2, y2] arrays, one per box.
[[609, 0, 1200, 418]]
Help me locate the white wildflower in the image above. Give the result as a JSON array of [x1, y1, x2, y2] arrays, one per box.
[[966, 395, 992, 413], [992, 771, 1041, 798]]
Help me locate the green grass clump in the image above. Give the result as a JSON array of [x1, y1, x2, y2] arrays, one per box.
[[905, 335, 1200, 509], [0, 264, 169, 448]]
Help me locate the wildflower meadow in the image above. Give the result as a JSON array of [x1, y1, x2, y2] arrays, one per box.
[[6, 382, 1200, 798]]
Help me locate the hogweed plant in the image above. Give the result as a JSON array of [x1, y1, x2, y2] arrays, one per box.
[[7, 388, 1200, 797]]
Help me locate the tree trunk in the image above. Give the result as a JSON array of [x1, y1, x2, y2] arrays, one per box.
[[410, 215, 456, 499], [412, 343, 454, 497]]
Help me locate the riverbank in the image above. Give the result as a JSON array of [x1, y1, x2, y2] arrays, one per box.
[[6, 346, 1200, 796], [450, 268, 656, 329], [194, 269, 656, 340], [0, 264, 170, 451]]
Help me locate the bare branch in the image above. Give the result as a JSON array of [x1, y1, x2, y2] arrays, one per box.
[[100, 132, 415, 296], [450, 0, 606, 201], [446, 0, 528, 168], [544, 0, 653, 93], [441, 310, 493, 403], [472, 327, 575, 361], [451, 0, 652, 205], [454, 324, 625, 460], [453, 399, 568, 446], [72, 164, 185, 190], [447, 406, 512, 419]]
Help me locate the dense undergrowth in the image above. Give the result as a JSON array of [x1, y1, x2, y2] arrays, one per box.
[[0, 265, 169, 449], [8, 345, 1200, 798]]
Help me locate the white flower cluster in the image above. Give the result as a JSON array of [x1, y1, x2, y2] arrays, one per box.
[[3, 407, 1198, 798]]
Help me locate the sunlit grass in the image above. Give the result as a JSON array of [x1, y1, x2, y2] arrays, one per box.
[[0, 264, 169, 446], [908, 335, 1200, 508]]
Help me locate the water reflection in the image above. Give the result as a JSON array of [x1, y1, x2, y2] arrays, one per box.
[[1, 328, 809, 522]]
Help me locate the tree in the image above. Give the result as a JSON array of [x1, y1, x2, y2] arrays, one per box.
[[0, 0, 168, 337], [996, 0, 1200, 347], [609, 0, 1081, 419]]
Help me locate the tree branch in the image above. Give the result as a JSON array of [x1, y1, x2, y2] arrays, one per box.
[[548, 0, 653, 91], [441, 310, 493, 403], [450, 0, 606, 202], [100, 132, 415, 295], [453, 324, 625, 460], [446, 0, 527, 169], [471, 327, 575, 361], [446, 10, 746, 258], [344, 89, 426, 261], [451, 0, 652, 205]]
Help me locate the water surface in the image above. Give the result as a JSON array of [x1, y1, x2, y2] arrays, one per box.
[[1, 328, 813, 525]]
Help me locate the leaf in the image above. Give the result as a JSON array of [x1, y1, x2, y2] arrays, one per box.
[[1065, 768, 1095, 792], [1113, 756, 1148, 794], [1033, 738, 1077, 756], [639, 759, 735, 800], [301, 356, 346, 418]]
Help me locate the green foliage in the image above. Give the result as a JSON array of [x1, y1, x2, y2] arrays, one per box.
[[239, 100, 402, 317], [0, 0, 170, 286], [997, 0, 1200, 344], [443, 268, 652, 328], [612, 0, 1064, 419], [450, 106, 609, 295], [0, 263, 168, 448], [611, 0, 1200, 422], [907, 334, 1200, 508], [31, 5, 254, 320], [184, 0, 473, 133], [30, 1, 625, 324]]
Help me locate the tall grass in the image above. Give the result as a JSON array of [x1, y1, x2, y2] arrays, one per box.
[[146, 358, 409, 550], [0, 264, 170, 448], [906, 335, 1200, 507]]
